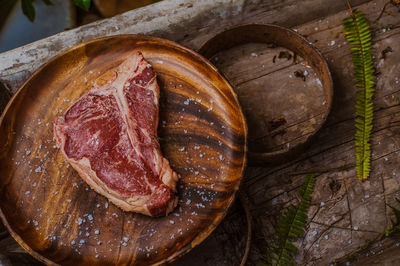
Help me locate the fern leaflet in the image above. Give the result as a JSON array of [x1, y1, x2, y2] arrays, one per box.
[[386, 198, 400, 236], [264, 174, 316, 265], [343, 8, 375, 181]]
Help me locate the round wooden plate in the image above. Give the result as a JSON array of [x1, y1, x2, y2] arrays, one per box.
[[199, 24, 333, 164], [0, 35, 247, 265]]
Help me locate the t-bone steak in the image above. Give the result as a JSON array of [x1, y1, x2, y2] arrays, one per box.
[[54, 52, 178, 217]]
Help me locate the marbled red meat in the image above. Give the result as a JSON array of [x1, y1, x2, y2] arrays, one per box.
[[54, 52, 178, 217]]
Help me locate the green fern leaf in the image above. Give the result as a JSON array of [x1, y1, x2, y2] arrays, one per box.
[[385, 198, 400, 236], [264, 174, 316, 265], [343, 9, 375, 181]]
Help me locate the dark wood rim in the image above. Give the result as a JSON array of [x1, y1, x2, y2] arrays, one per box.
[[0, 34, 248, 265], [198, 23, 333, 164]]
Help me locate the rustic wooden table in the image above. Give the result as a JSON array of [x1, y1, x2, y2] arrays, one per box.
[[1, 0, 400, 265]]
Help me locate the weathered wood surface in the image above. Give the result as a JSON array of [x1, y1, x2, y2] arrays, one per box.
[[1, 0, 400, 265]]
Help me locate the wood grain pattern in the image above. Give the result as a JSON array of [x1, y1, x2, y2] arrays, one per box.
[[0, 35, 247, 265]]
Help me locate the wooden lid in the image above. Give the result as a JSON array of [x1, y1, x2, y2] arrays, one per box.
[[198, 24, 333, 164]]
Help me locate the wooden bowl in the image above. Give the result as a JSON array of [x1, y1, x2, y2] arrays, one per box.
[[199, 24, 333, 164], [0, 35, 247, 265]]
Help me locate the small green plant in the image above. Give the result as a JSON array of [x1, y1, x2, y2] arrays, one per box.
[[343, 4, 375, 181], [264, 174, 315, 265], [1, 0, 91, 22], [385, 198, 400, 236]]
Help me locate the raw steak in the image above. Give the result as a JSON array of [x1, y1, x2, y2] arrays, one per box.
[[54, 52, 178, 217]]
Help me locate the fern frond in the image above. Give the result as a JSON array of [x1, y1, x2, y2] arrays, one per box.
[[265, 174, 316, 265], [343, 8, 375, 181], [386, 198, 400, 236]]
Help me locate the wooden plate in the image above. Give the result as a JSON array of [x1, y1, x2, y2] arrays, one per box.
[[0, 35, 247, 265], [199, 24, 333, 164]]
